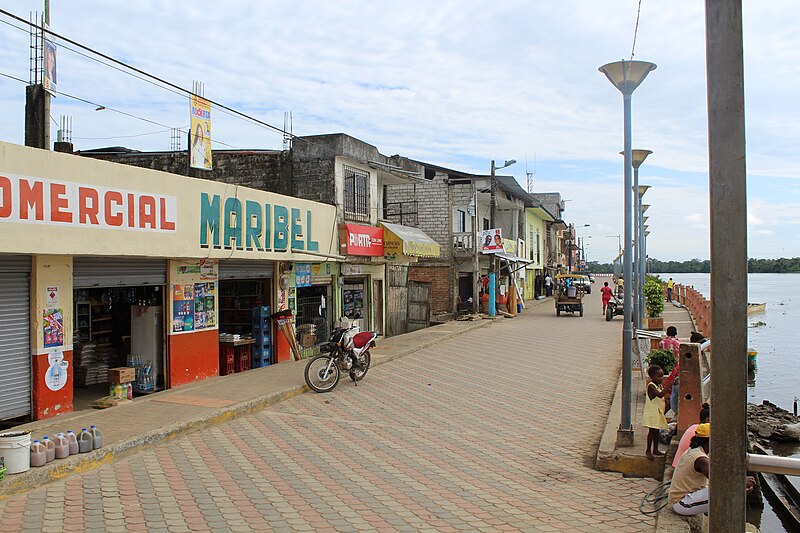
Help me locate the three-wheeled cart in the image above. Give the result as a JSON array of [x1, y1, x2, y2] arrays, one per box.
[[554, 274, 586, 317]]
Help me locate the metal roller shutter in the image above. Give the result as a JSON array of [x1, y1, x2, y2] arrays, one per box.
[[218, 260, 275, 280], [73, 257, 167, 288], [0, 256, 31, 420]]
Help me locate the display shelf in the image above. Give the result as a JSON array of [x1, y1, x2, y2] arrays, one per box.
[[92, 316, 113, 323], [93, 329, 113, 335]]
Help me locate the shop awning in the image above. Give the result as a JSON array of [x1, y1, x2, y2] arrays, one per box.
[[380, 222, 441, 258], [495, 252, 533, 264]]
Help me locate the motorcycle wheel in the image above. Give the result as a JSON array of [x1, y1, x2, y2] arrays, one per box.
[[304, 355, 340, 393], [351, 350, 371, 382]]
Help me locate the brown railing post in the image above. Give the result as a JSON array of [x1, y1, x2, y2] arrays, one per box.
[[677, 342, 703, 433]]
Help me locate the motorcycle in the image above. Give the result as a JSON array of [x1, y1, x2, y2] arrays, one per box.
[[304, 319, 378, 393], [606, 294, 624, 321]]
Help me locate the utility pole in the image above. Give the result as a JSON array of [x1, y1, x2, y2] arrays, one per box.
[[489, 160, 498, 317], [706, 0, 748, 530], [25, 2, 51, 149], [471, 183, 480, 313]]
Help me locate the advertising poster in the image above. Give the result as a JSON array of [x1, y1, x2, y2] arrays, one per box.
[[481, 228, 505, 254], [172, 284, 194, 332], [343, 289, 364, 319], [43, 308, 64, 348], [295, 263, 312, 287], [43, 32, 57, 96], [45, 348, 68, 392], [193, 282, 217, 329], [189, 94, 212, 170]]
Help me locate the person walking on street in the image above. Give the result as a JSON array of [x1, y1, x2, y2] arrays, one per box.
[[544, 274, 552, 297], [667, 277, 675, 302], [600, 281, 614, 314]]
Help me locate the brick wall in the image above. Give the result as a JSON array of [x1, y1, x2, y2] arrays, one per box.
[[80, 150, 293, 196], [409, 264, 453, 315]]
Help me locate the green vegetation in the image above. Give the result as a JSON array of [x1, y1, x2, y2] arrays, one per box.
[[643, 278, 665, 318], [750, 321, 766, 328], [588, 257, 800, 274], [645, 348, 677, 375]]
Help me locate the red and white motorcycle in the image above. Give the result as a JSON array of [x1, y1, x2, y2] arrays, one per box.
[[304, 319, 378, 393]]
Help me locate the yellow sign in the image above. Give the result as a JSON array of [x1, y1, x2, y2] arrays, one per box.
[[189, 95, 212, 170]]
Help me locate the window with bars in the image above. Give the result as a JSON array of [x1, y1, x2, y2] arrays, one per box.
[[343, 165, 370, 222]]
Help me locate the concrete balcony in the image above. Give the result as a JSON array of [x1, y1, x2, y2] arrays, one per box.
[[453, 232, 475, 256]]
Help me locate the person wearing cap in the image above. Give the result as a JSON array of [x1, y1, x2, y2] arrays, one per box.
[[669, 423, 710, 515], [669, 423, 756, 516]]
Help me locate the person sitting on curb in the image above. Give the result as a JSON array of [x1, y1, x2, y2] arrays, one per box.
[[669, 423, 755, 516]]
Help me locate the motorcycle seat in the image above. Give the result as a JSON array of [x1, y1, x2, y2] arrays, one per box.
[[352, 332, 374, 349]]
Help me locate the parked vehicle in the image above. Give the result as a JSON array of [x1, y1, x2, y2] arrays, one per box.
[[304, 319, 378, 393], [554, 274, 586, 317], [606, 295, 624, 321], [574, 275, 592, 294]]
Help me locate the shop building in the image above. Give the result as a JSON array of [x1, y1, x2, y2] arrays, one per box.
[[0, 142, 337, 422]]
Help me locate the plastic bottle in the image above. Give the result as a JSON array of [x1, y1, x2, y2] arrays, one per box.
[[30, 440, 46, 467], [66, 430, 79, 455], [127, 382, 133, 400], [109, 383, 116, 398], [78, 428, 93, 453], [115, 383, 124, 399], [90, 425, 103, 450], [53, 433, 69, 459], [42, 436, 55, 463]]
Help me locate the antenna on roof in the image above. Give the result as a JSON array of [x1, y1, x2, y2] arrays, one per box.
[[283, 111, 293, 150], [526, 154, 536, 193]]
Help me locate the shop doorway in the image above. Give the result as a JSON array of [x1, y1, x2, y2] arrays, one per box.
[[72, 285, 165, 410], [408, 281, 431, 332], [295, 284, 331, 358], [342, 278, 368, 331]]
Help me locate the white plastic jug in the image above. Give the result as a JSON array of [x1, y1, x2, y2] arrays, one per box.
[[90, 426, 103, 450], [42, 436, 56, 463], [53, 433, 69, 460], [30, 440, 46, 467], [66, 430, 79, 455], [78, 428, 93, 453]]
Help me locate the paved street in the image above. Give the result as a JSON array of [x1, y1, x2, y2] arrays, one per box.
[[0, 288, 657, 532]]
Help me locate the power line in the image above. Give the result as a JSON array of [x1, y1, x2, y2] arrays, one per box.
[[630, 0, 643, 60]]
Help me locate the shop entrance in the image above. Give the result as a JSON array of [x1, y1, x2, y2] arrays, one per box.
[[217, 277, 273, 370], [72, 285, 165, 410], [342, 278, 368, 331], [0, 255, 31, 422], [295, 284, 331, 358]]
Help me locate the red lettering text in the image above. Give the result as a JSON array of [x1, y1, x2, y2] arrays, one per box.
[[78, 187, 100, 224], [127, 193, 136, 227], [104, 191, 123, 226], [49, 183, 73, 223], [19, 179, 44, 221], [159, 197, 175, 230], [0, 176, 11, 218], [139, 195, 156, 228]]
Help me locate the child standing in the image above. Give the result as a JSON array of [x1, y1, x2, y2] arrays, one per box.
[[644, 364, 669, 460]]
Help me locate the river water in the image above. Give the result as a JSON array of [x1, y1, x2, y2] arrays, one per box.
[[663, 273, 799, 532]]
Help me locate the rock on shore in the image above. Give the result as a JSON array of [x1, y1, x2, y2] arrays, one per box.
[[748, 400, 800, 443]]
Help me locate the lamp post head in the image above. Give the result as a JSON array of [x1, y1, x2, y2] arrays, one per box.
[[638, 185, 651, 197], [642, 216, 649, 223], [599, 60, 657, 95], [644, 230, 651, 237], [641, 204, 650, 213]]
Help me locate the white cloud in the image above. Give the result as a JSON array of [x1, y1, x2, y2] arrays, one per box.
[[1, 1, 799, 260]]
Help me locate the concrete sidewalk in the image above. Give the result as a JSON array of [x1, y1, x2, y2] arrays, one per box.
[[0, 299, 551, 499], [596, 301, 695, 480]]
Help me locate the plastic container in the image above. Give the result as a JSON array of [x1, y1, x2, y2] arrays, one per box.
[[0, 431, 32, 474], [42, 436, 56, 463], [114, 383, 124, 399], [90, 426, 103, 450], [53, 433, 69, 459], [66, 430, 79, 455], [78, 428, 93, 453], [127, 382, 133, 401], [30, 440, 46, 467]]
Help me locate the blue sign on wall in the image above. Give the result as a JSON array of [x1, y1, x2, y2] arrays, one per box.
[[295, 263, 312, 287]]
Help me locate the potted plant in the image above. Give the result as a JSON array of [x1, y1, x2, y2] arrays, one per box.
[[644, 348, 677, 375], [643, 278, 665, 330]]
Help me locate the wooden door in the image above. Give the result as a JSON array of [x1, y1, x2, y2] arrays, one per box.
[[372, 279, 384, 335], [407, 281, 431, 332], [386, 265, 408, 337]]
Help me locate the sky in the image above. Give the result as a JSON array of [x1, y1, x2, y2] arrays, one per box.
[[1, 1, 799, 262]]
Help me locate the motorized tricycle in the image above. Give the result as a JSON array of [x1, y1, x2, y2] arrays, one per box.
[[554, 274, 586, 317]]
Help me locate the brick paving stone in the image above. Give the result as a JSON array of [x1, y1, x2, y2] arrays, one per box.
[[1, 294, 655, 532]]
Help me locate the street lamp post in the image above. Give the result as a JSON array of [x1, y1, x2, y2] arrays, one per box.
[[599, 59, 656, 447], [489, 159, 516, 317], [630, 150, 651, 330], [639, 200, 651, 324]]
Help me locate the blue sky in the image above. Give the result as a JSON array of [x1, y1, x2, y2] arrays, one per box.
[[1, 1, 798, 262]]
